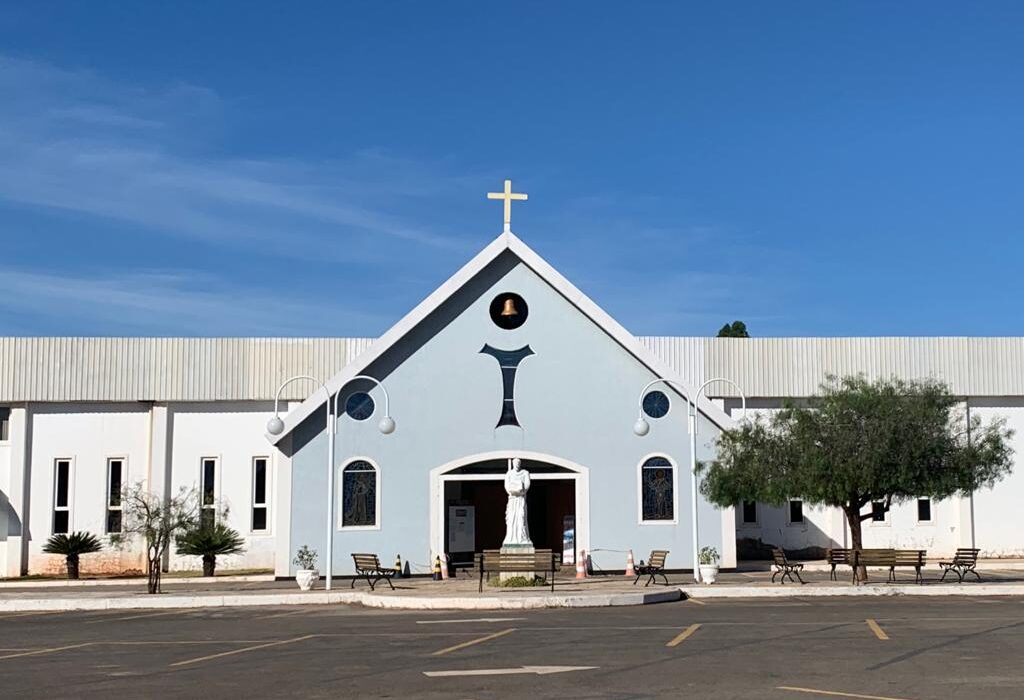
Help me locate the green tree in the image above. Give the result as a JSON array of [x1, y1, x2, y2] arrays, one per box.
[[699, 375, 1014, 580], [176, 521, 246, 577], [717, 321, 749, 338], [42, 532, 103, 580]]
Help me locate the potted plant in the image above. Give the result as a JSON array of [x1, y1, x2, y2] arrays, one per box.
[[42, 532, 103, 580], [175, 521, 246, 577], [698, 546, 720, 584], [294, 545, 319, 591]]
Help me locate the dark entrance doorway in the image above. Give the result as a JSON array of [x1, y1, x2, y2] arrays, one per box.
[[443, 474, 576, 566]]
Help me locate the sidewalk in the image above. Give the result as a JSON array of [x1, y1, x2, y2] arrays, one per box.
[[3, 566, 1024, 612]]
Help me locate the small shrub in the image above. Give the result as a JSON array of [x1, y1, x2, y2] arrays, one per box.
[[176, 522, 246, 577], [294, 545, 318, 570], [42, 532, 103, 580], [698, 546, 719, 566], [487, 575, 546, 588]]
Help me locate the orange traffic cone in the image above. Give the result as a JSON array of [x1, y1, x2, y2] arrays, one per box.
[[625, 549, 636, 578], [576, 549, 587, 579], [440, 553, 450, 580]]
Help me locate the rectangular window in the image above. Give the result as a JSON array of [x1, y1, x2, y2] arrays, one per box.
[[53, 458, 71, 534], [252, 457, 269, 532], [788, 499, 803, 524], [106, 458, 124, 534], [201, 457, 217, 529], [871, 501, 887, 522], [917, 498, 932, 523], [742, 500, 758, 524], [0, 407, 9, 441]]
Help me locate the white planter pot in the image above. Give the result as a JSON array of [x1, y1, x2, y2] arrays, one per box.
[[296, 569, 320, 591], [699, 564, 719, 585]]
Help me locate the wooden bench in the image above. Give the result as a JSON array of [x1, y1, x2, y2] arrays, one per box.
[[477, 549, 559, 593], [826, 548, 852, 581], [939, 548, 981, 583], [852, 549, 926, 584], [350, 552, 397, 591], [634, 550, 670, 587], [771, 547, 805, 584]]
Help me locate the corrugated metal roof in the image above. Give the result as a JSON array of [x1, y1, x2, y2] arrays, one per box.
[[1, 336, 1022, 402]]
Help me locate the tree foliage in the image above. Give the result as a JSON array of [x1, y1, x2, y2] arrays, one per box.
[[717, 321, 749, 338], [112, 485, 200, 593], [700, 375, 1015, 577]]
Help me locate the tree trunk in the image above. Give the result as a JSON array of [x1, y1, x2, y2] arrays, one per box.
[[147, 555, 161, 594], [66, 554, 80, 580], [843, 503, 867, 583], [202, 554, 216, 577]]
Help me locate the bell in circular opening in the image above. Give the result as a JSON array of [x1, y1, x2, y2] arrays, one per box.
[[489, 292, 528, 330]]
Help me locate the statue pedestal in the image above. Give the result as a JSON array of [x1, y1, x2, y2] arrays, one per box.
[[499, 543, 535, 583]]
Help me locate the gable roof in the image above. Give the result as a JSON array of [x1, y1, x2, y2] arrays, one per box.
[[266, 230, 736, 444]]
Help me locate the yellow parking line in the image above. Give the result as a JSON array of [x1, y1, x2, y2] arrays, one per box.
[[0, 642, 94, 661], [666, 623, 701, 647], [169, 635, 318, 668], [431, 628, 516, 656], [86, 609, 189, 624], [686, 597, 708, 605], [865, 619, 889, 640], [777, 686, 914, 700], [0, 611, 62, 620]]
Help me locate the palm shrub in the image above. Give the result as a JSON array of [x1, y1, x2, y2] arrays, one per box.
[[42, 532, 102, 580], [175, 522, 246, 577]]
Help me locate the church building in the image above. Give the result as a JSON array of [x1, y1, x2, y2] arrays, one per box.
[[265, 229, 734, 577], [1, 193, 1022, 579]]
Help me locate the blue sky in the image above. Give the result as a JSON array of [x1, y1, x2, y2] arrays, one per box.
[[0, 3, 1021, 337]]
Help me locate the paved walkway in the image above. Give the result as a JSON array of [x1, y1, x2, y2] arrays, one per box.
[[3, 566, 1024, 611]]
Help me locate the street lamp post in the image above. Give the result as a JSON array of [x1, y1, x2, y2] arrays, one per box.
[[327, 376, 395, 591], [267, 374, 395, 592], [633, 377, 746, 583]]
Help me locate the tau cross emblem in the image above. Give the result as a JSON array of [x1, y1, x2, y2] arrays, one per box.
[[480, 344, 534, 428]]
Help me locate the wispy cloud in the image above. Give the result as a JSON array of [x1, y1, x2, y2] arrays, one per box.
[[0, 56, 474, 261], [0, 267, 390, 335]]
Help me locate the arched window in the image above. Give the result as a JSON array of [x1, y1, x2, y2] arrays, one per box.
[[639, 456, 676, 523], [340, 459, 379, 528]]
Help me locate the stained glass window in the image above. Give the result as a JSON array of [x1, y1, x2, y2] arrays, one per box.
[[342, 460, 377, 527], [641, 456, 674, 521]]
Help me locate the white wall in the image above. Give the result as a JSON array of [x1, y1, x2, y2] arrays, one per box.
[[167, 402, 277, 571], [0, 427, 10, 575], [27, 404, 151, 575], [970, 398, 1024, 557]]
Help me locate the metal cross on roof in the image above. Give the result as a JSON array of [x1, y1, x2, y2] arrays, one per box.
[[487, 179, 528, 232]]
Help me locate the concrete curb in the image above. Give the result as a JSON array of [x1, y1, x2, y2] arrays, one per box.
[[0, 588, 681, 613], [681, 584, 1024, 598], [6, 582, 1024, 612]]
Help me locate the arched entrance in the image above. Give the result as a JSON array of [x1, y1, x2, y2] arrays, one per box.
[[429, 451, 590, 566]]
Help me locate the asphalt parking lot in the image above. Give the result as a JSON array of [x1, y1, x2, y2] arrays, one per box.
[[2, 597, 1023, 699]]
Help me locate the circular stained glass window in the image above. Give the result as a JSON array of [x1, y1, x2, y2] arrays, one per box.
[[489, 292, 528, 330], [345, 392, 375, 421], [642, 390, 670, 419]]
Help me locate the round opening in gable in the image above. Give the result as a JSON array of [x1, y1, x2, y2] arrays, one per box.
[[345, 392, 375, 421], [489, 292, 528, 330]]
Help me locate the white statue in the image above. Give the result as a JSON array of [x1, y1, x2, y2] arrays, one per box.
[[502, 458, 532, 547]]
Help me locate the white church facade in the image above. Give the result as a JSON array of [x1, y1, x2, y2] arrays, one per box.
[[0, 232, 1022, 579]]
